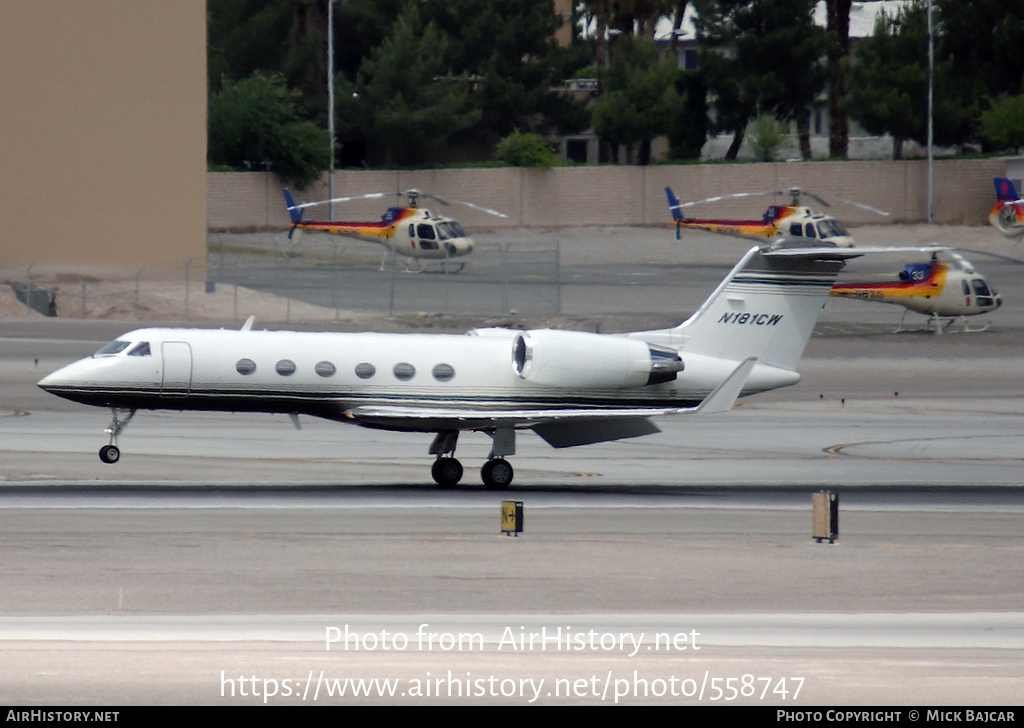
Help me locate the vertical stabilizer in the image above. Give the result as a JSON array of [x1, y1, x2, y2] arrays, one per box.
[[994, 177, 1021, 203], [674, 244, 846, 371], [283, 189, 304, 224]]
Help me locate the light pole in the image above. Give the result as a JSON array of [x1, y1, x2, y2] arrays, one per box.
[[927, 0, 934, 225], [327, 0, 336, 218]]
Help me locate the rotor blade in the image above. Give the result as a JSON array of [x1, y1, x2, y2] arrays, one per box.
[[835, 197, 891, 216], [286, 192, 389, 211], [449, 198, 509, 218], [801, 190, 830, 208], [777, 188, 830, 207], [669, 190, 769, 210]]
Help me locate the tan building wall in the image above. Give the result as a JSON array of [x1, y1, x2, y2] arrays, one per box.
[[211, 158, 1007, 233], [0, 1, 207, 277]]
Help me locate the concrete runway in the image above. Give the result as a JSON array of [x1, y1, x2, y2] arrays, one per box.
[[1, 230, 1023, 705]]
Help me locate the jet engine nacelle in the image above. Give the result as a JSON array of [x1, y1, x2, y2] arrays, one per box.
[[511, 329, 683, 389]]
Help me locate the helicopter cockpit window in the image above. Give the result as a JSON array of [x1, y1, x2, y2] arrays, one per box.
[[817, 219, 848, 238], [127, 342, 151, 357], [972, 279, 994, 297], [962, 280, 970, 296], [439, 221, 466, 239], [805, 223, 817, 238], [417, 224, 436, 240], [436, 222, 461, 240], [95, 340, 132, 356]]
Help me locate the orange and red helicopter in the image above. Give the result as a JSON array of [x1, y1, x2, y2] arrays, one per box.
[[284, 188, 506, 271]]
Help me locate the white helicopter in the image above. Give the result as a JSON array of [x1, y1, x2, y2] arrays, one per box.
[[666, 186, 891, 248], [829, 248, 1002, 332], [666, 186, 1000, 332], [283, 188, 507, 271]]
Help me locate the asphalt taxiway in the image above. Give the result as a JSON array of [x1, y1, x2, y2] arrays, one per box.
[[1, 227, 1023, 705]]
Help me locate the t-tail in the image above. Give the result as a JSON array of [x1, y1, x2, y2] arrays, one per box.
[[633, 240, 856, 382], [994, 177, 1022, 203]]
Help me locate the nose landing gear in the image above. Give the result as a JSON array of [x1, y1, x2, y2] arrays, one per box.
[[99, 408, 135, 464]]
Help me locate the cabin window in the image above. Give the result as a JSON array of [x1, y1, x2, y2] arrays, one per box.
[[127, 342, 151, 357], [236, 358, 256, 375], [275, 359, 296, 376], [314, 361, 336, 377], [408, 224, 415, 237], [805, 223, 817, 238], [355, 362, 376, 379], [789, 223, 803, 237], [417, 224, 436, 240], [393, 362, 416, 381], [432, 363, 455, 382], [96, 340, 131, 356]]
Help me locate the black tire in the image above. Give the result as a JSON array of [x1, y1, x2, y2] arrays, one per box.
[[99, 445, 120, 464], [481, 458, 513, 489], [431, 457, 463, 487]]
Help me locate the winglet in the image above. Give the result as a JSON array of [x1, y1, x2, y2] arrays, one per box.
[[694, 357, 757, 414], [995, 177, 1021, 203]]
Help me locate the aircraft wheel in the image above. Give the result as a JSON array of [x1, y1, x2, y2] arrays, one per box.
[[99, 445, 120, 464], [431, 457, 463, 487], [481, 458, 513, 489]]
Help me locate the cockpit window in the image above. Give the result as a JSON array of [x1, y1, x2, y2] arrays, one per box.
[[417, 223, 436, 240], [817, 219, 848, 238], [437, 221, 465, 240], [127, 342, 151, 356], [95, 340, 131, 356], [972, 279, 993, 297]]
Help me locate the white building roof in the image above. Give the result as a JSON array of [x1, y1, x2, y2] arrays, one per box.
[[655, 1, 913, 43]]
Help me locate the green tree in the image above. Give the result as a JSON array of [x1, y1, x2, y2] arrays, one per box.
[[494, 129, 559, 167], [208, 71, 329, 189], [336, 5, 481, 167], [825, 0, 853, 158], [979, 94, 1024, 153], [843, 2, 969, 159], [422, 0, 590, 144], [591, 35, 685, 164], [694, 0, 826, 160]]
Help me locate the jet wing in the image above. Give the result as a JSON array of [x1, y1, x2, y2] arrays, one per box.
[[344, 358, 756, 446]]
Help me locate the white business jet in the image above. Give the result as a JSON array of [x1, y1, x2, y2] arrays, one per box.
[[39, 239, 876, 488]]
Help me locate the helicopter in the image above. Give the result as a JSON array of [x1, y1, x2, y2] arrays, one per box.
[[283, 188, 507, 271], [989, 177, 1024, 239], [829, 248, 1002, 333], [665, 186, 890, 248]]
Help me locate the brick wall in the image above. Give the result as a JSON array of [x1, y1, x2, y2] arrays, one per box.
[[208, 158, 1008, 231]]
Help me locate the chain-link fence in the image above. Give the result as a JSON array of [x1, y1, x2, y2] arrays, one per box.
[[1, 240, 562, 323]]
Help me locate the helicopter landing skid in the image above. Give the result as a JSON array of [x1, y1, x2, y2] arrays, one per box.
[[895, 311, 992, 335]]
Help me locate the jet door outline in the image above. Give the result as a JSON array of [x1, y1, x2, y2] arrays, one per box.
[[161, 341, 193, 397]]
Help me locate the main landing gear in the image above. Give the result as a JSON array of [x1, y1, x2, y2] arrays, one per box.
[[98, 408, 135, 464], [429, 429, 515, 488]]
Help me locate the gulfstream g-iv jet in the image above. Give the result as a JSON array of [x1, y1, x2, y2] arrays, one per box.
[[38, 239, 892, 488]]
